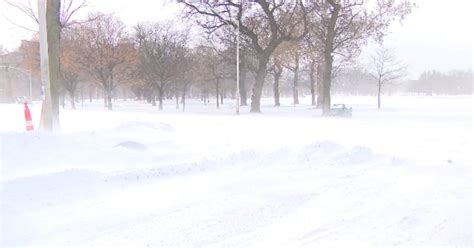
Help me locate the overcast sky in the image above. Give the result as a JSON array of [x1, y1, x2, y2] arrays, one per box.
[[0, 0, 472, 78]]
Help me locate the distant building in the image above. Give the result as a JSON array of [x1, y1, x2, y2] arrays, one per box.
[[0, 40, 39, 102]]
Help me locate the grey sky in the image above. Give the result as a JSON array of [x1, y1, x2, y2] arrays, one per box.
[[1, 0, 472, 78]]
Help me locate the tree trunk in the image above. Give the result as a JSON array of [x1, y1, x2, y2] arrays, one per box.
[[61, 94, 65, 109], [39, 0, 61, 131], [273, 65, 282, 107], [202, 91, 208, 105], [250, 58, 269, 113], [215, 80, 220, 109], [181, 88, 186, 112], [81, 90, 84, 107], [293, 72, 299, 105], [107, 95, 112, 110], [378, 80, 382, 109], [105, 85, 113, 110], [49, 0, 61, 125], [321, 54, 332, 115], [150, 84, 156, 106], [88, 85, 93, 102], [309, 60, 316, 106], [316, 62, 324, 108], [158, 88, 163, 110], [70, 92, 76, 109], [220, 89, 224, 105], [293, 53, 300, 105], [175, 90, 179, 109], [321, 2, 340, 116], [239, 52, 247, 106]]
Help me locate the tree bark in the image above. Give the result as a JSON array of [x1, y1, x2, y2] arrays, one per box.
[[40, 0, 61, 131], [250, 58, 269, 113], [88, 85, 93, 102], [61, 94, 65, 109], [293, 52, 300, 105], [158, 87, 163, 110], [321, 1, 340, 116], [309, 60, 316, 106], [49, 0, 61, 125], [107, 95, 112, 110], [378, 80, 382, 109], [316, 62, 324, 108], [181, 88, 186, 112], [175, 90, 179, 109], [220, 89, 224, 105], [273, 65, 282, 107], [70, 92, 76, 109], [215, 80, 220, 109], [321, 54, 333, 114], [239, 51, 247, 106]]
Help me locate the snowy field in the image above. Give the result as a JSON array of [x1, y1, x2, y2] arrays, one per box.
[[1, 95, 472, 247]]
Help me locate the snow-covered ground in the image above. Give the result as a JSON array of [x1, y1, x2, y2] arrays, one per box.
[[1, 95, 472, 247]]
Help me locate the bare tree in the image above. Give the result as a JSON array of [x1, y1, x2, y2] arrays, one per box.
[[4, 0, 89, 30], [176, 47, 194, 112], [196, 45, 234, 109], [281, 42, 303, 105], [268, 49, 284, 107], [311, 0, 414, 115], [180, 0, 313, 113], [206, 26, 255, 107], [60, 27, 83, 109], [135, 21, 188, 110], [301, 18, 325, 107], [169, 44, 193, 110], [76, 13, 136, 110], [368, 46, 405, 109]]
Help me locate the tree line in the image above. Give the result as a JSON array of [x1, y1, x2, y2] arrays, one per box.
[[4, 0, 416, 114]]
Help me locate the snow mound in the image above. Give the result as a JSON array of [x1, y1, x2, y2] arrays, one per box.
[[114, 141, 148, 151], [116, 121, 174, 132], [331, 146, 380, 165]]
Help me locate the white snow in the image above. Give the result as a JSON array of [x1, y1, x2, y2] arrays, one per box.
[[1, 95, 472, 247]]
